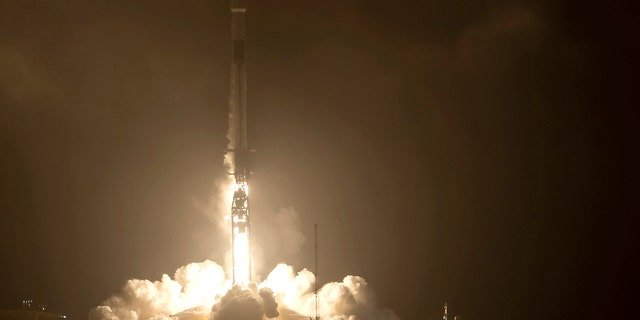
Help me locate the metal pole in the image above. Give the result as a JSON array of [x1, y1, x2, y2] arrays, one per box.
[[314, 223, 319, 320]]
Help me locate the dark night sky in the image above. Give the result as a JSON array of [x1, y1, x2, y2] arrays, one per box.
[[0, 1, 637, 319]]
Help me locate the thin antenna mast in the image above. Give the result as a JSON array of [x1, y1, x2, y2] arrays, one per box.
[[315, 223, 319, 320], [443, 303, 448, 320]]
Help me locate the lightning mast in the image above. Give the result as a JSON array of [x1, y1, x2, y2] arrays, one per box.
[[443, 303, 448, 320], [315, 224, 319, 320], [229, 0, 251, 285]]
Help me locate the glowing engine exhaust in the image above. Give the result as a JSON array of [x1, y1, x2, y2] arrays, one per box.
[[231, 181, 251, 284]]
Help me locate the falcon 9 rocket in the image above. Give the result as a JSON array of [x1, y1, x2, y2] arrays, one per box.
[[228, 0, 251, 285]]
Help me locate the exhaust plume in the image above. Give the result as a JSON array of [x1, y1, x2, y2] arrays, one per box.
[[89, 260, 228, 320], [91, 261, 397, 320], [211, 285, 262, 320]]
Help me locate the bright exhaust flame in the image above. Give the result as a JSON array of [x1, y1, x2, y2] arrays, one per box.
[[232, 220, 250, 284], [231, 181, 251, 285]]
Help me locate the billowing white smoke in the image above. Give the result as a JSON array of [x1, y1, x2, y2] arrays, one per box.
[[90, 261, 397, 320], [89, 260, 228, 320], [261, 264, 397, 320]]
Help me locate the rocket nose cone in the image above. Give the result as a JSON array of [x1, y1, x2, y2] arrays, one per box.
[[231, 0, 246, 10]]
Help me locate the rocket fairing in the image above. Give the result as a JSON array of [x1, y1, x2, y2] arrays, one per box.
[[229, 0, 252, 285]]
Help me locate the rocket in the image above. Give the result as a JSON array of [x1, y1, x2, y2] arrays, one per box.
[[229, 0, 251, 285]]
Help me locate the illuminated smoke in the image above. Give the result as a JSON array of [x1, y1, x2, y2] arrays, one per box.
[[89, 260, 228, 320], [261, 264, 398, 320], [258, 288, 280, 319], [270, 207, 306, 257], [90, 261, 397, 320], [210, 285, 279, 320], [210, 285, 262, 320]]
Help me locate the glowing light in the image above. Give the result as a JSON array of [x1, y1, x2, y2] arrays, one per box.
[[231, 181, 251, 285], [233, 227, 250, 285]]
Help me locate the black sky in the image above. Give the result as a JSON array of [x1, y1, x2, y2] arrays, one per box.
[[0, 1, 637, 319]]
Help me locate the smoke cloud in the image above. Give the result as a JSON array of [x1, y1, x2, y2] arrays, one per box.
[[91, 261, 396, 320], [258, 288, 280, 319], [250, 206, 307, 276], [89, 260, 228, 320], [209, 284, 279, 320], [211, 285, 262, 320], [272, 207, 306, 257]]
